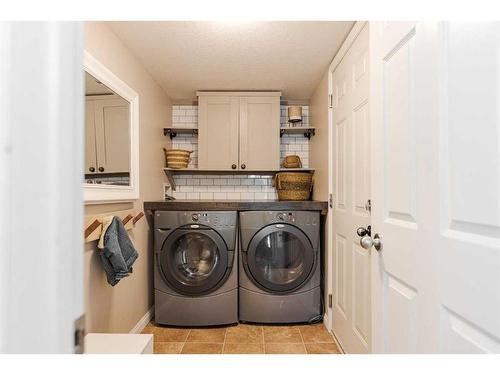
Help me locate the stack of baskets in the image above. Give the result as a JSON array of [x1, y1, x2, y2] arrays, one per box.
[[163, 148, 192, 169], [274, 155, 313, 201]]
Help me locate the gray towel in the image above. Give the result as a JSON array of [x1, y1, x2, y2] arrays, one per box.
[[98, 216, 139, 286]]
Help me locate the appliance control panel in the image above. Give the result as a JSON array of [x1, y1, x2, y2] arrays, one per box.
[[183, 211, 236, 228], [265, 211, 319, 226], [154, 211, 237, 230]]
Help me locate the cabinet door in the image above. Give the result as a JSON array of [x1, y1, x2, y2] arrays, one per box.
[[85, 100, 97, 174], [239, 96, 280, 171], [94, 98, 130, 174], [198, 95, 239, 170]]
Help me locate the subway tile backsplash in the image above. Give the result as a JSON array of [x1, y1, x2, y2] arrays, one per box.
[[168, 104, 310, 201]]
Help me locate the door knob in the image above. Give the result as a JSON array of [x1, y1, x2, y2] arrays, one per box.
[[231, 164, 237, 169], [89, 167, 95, 172], [241, 164, 246, 169], [98, 167, 104, 172], [357, 225, 371, 237], [359, 232, 383, 251]]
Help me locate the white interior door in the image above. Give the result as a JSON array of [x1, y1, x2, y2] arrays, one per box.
[[370, 21, 500, 353], [0, 22, 84, 353], [331, 23, 371, 354]]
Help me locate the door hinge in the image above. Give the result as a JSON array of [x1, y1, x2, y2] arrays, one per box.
[[328, 94, 333, 109], [365, 199, 371, 213], [74, 314, 85, 354], [328, 294, 333, 308], [329, 193, 333, 208]]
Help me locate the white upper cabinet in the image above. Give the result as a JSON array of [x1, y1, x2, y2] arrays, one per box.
[[239, 96, 280, 171], [85, 96, 130, 175], [197, 92, 281, 171], [197, 95, 240, 170]]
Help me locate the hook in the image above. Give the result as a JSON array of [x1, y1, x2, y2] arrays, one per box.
[[84, 219, 102, 239], [122, 214, 134, 226], [132, 211, 145, 225]]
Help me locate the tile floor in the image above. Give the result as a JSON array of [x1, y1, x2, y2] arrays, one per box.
[[142, 321, 342, 354]]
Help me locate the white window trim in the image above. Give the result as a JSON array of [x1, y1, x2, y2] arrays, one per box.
[[83, 50, 140, 203]]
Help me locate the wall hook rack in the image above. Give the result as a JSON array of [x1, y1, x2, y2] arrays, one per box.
[[84, 210, 145, 242]]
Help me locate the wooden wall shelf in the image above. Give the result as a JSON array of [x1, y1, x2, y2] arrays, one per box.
[[164, 127, 198, 140], [163, 168, 314, 191], [280, 126, 316, 139]]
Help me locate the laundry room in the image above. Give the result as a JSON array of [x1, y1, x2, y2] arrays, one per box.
[[2, 3, 499, 364], [82, 20, 343, 355]]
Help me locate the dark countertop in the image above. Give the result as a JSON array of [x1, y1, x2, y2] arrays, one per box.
[[144, 200, 329, 215]]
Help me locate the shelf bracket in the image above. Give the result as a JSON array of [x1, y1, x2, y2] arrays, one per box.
[[163, 169, 177, 191], [304, 128, 315, 139]]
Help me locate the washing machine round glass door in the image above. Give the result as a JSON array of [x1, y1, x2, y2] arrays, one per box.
[[159, 225, 229, 296], [246, 223, 315, 293]]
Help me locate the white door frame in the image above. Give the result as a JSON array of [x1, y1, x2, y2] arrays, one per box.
[[0, 22, 84, 353], [326, 20, 369, 341]]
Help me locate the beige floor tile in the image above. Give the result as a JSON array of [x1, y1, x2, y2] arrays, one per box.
[[186, 327, 227, 343], [299, 324, 334, 343], [305, 343, 341, 354], [223, 343, 265, 354], [263, 326, 302, 343], [225, 324, 263, 344], [142, 326, 190, 343], [181, 342, 223, 354], [154, 342, 184, 354], [265, 343, 307, 354]]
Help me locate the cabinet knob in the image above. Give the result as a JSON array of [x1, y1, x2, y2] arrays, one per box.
[[89, 167, 95, 173], [241, 164, 246, 170], [98, 167, 104, 172], [231, 164, 237, 170]]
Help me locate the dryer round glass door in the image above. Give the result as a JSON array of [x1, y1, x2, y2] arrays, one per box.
[[246, 224, 315, 293], [159, 226, 229, 296]]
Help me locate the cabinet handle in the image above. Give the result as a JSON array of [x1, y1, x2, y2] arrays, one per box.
[[241, 164, 246, 170], [89, 167, 95, 173], [231, 164, 237, 170], [98, 167, 104, 172]]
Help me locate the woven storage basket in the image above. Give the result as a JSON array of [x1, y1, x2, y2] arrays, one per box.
[[273, 172, 313, 201], [163, 148, 192, 169], [282, 155, 302, 169]]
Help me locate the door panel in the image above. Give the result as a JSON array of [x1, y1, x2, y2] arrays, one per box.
[[371, 21, 500, 353], [437, 22, 500, 353], [239, 96, 280, 171], [94, 98, 130, 174], [198, 95, 239, 170], [331, 23, 371, 354]]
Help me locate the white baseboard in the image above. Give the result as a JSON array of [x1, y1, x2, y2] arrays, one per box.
[[323, 313, 330, 330], [129, 306, 154, 334]]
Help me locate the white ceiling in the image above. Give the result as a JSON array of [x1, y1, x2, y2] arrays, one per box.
[[106, 21, 354, 101]]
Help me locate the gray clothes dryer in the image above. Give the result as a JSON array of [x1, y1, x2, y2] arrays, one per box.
[[154, 211, 238, 326], [239, 211, 322, 324]]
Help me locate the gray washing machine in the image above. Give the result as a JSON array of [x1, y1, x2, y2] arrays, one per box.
[[154, 211, 238, 326], [239, 211, 321, 323]]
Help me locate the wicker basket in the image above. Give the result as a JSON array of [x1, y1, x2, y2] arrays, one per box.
[[282, 155, 302, 169], [273, 172, 313, 201], [163, 148, 192, 169]]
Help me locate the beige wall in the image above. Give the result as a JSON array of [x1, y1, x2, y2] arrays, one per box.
[[309, 71, 329, 201], [309, 70, 330, 308], [84, 22, 172, 333]]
